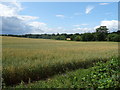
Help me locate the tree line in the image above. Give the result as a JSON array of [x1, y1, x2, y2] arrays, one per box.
[[1, 26, 120, 42]]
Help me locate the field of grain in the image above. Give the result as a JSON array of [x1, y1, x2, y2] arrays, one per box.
[[2, 36, 118, 86]]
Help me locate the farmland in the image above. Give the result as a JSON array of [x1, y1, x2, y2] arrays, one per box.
[[2, 36, 118, 87]]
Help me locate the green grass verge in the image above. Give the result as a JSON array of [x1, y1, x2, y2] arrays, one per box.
[[13, 67, 92, 88]]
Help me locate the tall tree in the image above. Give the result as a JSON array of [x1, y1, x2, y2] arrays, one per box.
[[96, 26, 108, 41]]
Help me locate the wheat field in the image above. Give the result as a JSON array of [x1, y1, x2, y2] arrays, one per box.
[[2, 36, 118, 85]]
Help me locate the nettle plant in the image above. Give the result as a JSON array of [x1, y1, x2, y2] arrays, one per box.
[[82, 57, 120, 88]]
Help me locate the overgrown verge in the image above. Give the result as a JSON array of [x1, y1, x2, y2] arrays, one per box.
[[6, 57, 119, 88], [2, 58, 108, 86], [81, 57, 120, 88]]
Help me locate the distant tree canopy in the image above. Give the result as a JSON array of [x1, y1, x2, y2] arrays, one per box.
[[1, 26, 120, 42], [96, 26, 108, 41], [107, 33, 120, 42], [96, 26, 108, 33], [81, 33, 95, 41]]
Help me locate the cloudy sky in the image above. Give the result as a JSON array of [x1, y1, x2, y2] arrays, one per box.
[[1, 2, 118, 34]]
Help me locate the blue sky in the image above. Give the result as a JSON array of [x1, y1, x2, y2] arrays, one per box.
[[20, 2, 117, 28], [1, 2, 118, 34]]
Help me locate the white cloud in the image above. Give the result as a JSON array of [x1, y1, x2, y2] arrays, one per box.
[[81, 24, 88, 26], [0, 2, 38, 20], [85, 6, 94, 14], [1, 2, 45, 34], [44, 27, 66, 34], [2, 17, 31, 34], [2, 17, 46, 34], [1, 2, 117, 35], [73, 24, 88, 27], [0, 2, 22, 17], [56, 15, 65, 18], [99, 3, 109, 5], [1, 1, 65, 34], [17, 15, 39, 21], [28, 22, 47, 27], [73, 20, 118, 34], [100, 20, 118, 32], [94, 20, 118, 32], [28, 21, 47, 33], [0, 3, 17, 16], [27, 23, 66, 34], [56, 14, 73, 19], [72, 27, 95, 34]]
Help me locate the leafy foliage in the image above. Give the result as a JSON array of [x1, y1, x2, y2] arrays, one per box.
[[107, 34, 120, 42], [95, 26, 108, 41], [81, 33, 95, 41], [82, 57, 120, 88]]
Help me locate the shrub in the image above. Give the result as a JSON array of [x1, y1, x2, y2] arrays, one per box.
[[82, 57, 120, 88]]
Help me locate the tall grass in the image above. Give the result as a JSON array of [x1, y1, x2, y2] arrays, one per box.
[[2, 36, 118, 86], [14, 57, 119, 88]]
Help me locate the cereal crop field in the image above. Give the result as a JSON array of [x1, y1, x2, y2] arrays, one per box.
[[2, 36, 118, 86]]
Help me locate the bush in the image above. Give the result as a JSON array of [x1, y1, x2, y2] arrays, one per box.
[[82, 57, 120, 88]]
